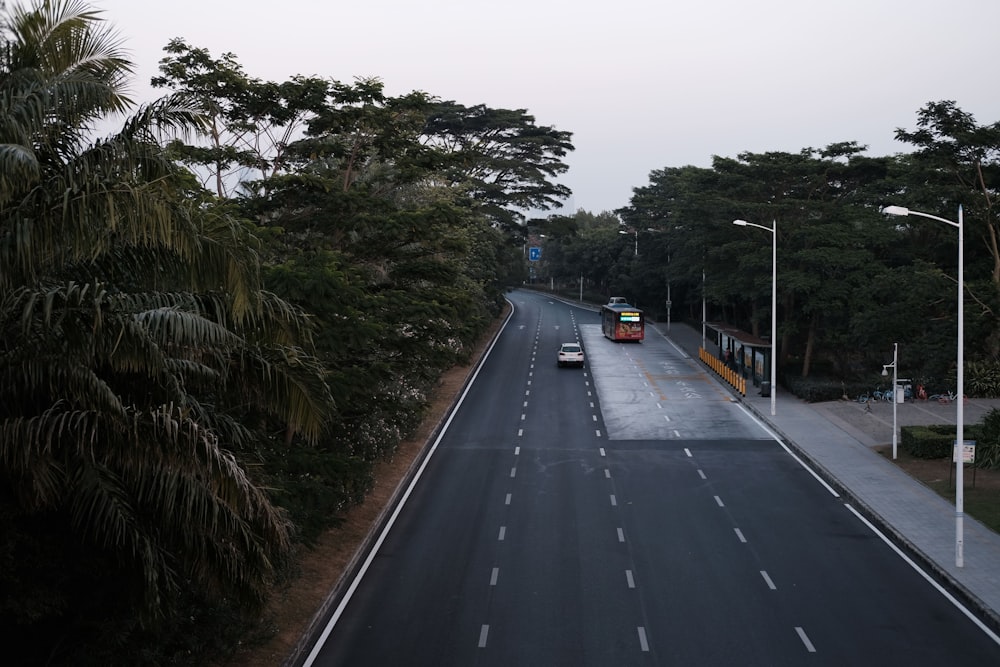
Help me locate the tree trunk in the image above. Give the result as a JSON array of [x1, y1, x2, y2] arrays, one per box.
[[801, 312, 818, 378]]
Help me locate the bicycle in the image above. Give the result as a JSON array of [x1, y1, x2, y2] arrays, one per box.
[[928, 390, 969, 404]]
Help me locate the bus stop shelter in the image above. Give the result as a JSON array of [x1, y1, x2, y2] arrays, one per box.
[[704, 322, 773, 393]]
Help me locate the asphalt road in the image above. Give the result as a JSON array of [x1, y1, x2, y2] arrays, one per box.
[[302, 290, 1000, 666]]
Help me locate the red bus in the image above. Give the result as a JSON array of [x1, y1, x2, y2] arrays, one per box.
[[601, 303, 644, 341]]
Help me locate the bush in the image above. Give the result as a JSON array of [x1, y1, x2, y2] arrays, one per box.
[[975, 408, 1000, 469], [901, 423, 982, 459]]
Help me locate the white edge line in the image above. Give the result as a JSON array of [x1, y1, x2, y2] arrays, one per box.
[[734, 402, 840, 498], [302, 301, 515, 666], [845, 504, 1000, 646]]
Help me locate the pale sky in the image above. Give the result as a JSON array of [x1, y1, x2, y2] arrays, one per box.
[[90, 0, 1000, 214]]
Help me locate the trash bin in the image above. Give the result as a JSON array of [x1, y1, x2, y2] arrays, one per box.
[[760, 381, 771, 398]]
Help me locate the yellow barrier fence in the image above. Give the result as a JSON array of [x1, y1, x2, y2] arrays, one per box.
[[699, 347, 746, 396]]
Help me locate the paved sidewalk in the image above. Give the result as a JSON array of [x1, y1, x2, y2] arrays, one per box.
[[650, 320, 1000, 635]]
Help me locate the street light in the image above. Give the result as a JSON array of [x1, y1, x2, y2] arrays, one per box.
[[881, 342, 899, 460], [619, 229, 638, 256], [733, 219, 777, 416], [883, 204, 964, 568]]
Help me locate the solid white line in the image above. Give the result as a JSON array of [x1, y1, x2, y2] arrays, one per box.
[[760, 570, 776, 590], [637, 627, 649, 652], [498, 526, 506, 541], [302, 304, 517, 667], [478, 624, 490, 648], [617, 528, 625, 542], [626, 570, 635, 588], [795, 626, 816, 652], [714, 495, 724, 507], [845, 505, 1000, 646], [734, 528, 747, 543], [734, 403, 840, 498], [490, 567, 499, 586]]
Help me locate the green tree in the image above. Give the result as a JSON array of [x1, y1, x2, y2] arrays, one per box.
[[0, 1, 332, 661]]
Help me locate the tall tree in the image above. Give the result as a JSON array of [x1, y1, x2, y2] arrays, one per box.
[[0, 1, 332, 660], [422, 101, 574, 231]]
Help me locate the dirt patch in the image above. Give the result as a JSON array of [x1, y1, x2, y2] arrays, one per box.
[[222, 305, 510, 667], [874, 444, 1000, 492]]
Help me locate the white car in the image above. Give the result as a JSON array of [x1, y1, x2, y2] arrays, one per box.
[[557, 342, 585, 368]]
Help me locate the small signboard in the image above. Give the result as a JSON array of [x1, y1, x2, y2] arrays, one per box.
[[953, 440, 976, 464], [529, 247, 541, 261]]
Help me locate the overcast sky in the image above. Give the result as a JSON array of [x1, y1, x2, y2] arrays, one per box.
[[90, 0, 1000, 214]]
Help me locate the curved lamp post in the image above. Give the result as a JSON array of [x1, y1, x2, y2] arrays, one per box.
[[883, 204, 964, 568], [732, 219, 777, 416]]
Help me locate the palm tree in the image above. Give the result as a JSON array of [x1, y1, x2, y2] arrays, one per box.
[[0, 0, 333, 650]]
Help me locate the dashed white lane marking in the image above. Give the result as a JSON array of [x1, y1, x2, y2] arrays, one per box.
[[664, 415, 671, 422], [498, 526, 506, 541], [673, 429, 681, 438], [610, 495, 617, 506], [517, 428, 523, 437], [697, 469, 707, 479], [523, 401, 528, 407], [490, 568, 499, 586], [510, 467, 517, 478], [596, 429, 603, 437], [599, 448, 606, 457], [714, 495, 725, 507], [735, 528, 747, 543], [795, 627, 816, 653], [505, 493, 512, 505], [514, 446, 520, 455], [478, 625, 490, 648], [760, 571, 776, 590], [592, 414, 598, 422], [684, 448, 692, 457], [604, 469, 611, 478], [617, 528, 625, 542], [520, 414, 525, 421], [637, 627, 649, 652], [625, 570, 635, 588]]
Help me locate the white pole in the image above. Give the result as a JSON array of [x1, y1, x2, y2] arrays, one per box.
[[770, 220, 777, 417], [892, 342, 898, 460], [957, 204, 965, 567], [702, 267, 706, 349]]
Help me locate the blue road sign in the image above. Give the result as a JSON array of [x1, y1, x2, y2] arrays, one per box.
[[529, 246, 541, 261]]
